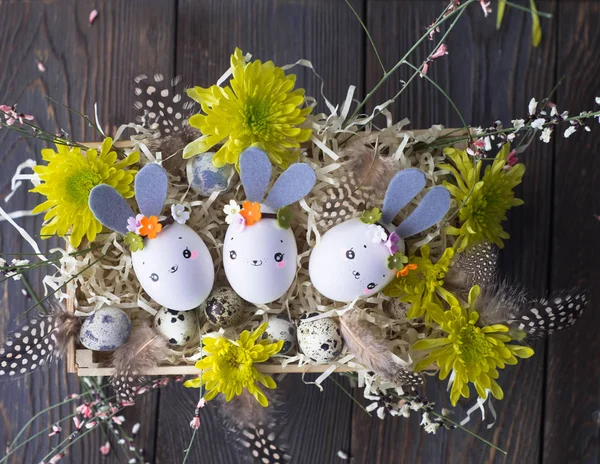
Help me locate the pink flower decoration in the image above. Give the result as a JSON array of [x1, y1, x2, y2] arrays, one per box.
[[430, 43, 448, 60], [189, 416, 200, 430], [126, 213, 145, 233], [100, 442, 110, 456], [76, 403, 93, 418], [48, 424, 62, 437], [73, 417, 83, 430], [49, 454, 65, 464], [89, 9, 99, 25], [0, 104, 34, 126], [385, 232, 401, 255]]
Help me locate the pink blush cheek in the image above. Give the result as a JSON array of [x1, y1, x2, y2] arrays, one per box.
[[191, 250, 199, 260], [276, 259, 286, 269], [363, 288, 372, 295]]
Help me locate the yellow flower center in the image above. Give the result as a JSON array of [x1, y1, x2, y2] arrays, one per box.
[[458, 325, 491, 363], [242, 97, 270, 137], [65, 169, 102, 204]]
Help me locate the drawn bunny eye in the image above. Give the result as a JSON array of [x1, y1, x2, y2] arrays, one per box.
[[229, 251, 237, 260], [183, 247, 191, 259], [150, 273, 159, 282], [345, 249, 355, 260], [274, 252, 284, 262], [367, 282, 376, 290]]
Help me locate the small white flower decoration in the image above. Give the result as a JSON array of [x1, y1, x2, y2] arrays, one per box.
[[540, 127, 552, 143], [564, 126, 577, 138], [530, 118, 546, 130], [595, 97, 600, 105], [366, 224, 387, 244], [171, 204, 190, 225], [528, 97, 538, 116], [550, 106, 558, 117], [511, 119, 525, 130], [224, 200, 241, 224]]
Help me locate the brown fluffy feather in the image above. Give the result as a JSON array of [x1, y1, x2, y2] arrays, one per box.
[[340, 309, 422, 388], [110, 323, 169, 401], [342, 142, 400, 197]]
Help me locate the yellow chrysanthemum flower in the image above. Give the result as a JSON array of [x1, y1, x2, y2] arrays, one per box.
[[184, 323, 283, 407], [440, 144, 525, 252], [183, 48, 312, 169], [413, 286, 534, 406], [31, 139, 139, 248], [384, 245, 458, 319]]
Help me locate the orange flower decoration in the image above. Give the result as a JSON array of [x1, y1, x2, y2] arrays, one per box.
[[240, 201, 262, 226], [397, 263, 418, 278], [139, 215, 162, 239]]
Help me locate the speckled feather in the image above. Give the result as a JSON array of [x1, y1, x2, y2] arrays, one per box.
[[217, 390, 291, 463], [315, 142, 399, 232], [133, 74, 200, 173], [0, 298, 80, 378], [110, 323, 169, 402], [445, 242, 499, 292], [340, 309, 422, 388], [508, 290, 589, 337]]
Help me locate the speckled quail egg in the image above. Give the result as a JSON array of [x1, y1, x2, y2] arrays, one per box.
[[297, 313, 343, 363], [79, 307, 131, 351], [201, 286, 245, 328], [263, 315, 296, 355], [154, 307, 199, 346]]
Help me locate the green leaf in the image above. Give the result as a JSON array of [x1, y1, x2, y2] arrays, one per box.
[[530, 0, 542, 47], [496, 0, 506, 30]]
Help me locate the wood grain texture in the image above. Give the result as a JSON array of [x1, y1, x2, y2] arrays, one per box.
[[1, 1, 599, 463], [0, 1, 175, 462], [352, 1, 557, 463], [155, 1, 364, 462], [545, 1, 600, 463]]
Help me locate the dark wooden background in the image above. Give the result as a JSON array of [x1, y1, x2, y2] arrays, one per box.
[[0, 1, 598, 463]]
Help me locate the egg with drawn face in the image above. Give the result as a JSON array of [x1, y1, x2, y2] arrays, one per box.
[[223, 205, 297, 305], [309, 218, 403, 302], [132, 223, 214, 311]]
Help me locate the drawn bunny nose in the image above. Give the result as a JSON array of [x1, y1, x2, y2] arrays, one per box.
[[352, 271, 360, 279]]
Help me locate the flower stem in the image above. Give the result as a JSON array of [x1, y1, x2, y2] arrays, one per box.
[[343, 0, 386, 74], [330, 375, 372, 416], [428, 410, 507, 455], [348, 0, 475, 122]]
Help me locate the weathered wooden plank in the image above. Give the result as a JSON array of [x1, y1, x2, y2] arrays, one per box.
[[352, 1, 557, 462], [154, 0, 365, 462], [0, 1, 176, 462], [544, 1, 600, 463]]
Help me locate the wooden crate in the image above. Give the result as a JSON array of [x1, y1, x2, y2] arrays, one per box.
[[67, 129, 466, 377]]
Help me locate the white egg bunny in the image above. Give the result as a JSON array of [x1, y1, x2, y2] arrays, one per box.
[[88, 164, 214, 311], [309, 169, 450, 302], [223, 147, 316, 305]]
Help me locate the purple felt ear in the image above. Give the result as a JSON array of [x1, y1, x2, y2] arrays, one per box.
[[395, 186, 450, 238], [382, 169, 426, 224], [264, 163, 316, 210], [135, 164, 168, 217], [240, 147, 272, 203], [89, 185, 135, 235]]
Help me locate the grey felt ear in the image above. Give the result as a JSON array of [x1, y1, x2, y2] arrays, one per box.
[[135, 164, 168, 217], [382, 169, 426, 224], [239, 147, 272, 202], [89, 185, 135, 235], [264, 163, 316, 210], [395, 186, 450, 238]]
